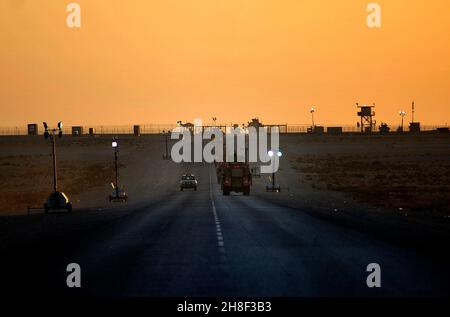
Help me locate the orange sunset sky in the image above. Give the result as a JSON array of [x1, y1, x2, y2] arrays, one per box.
[[0, 0, 449, 127]]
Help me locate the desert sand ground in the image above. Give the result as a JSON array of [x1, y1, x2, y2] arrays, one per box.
[[249, 133, 450, 249], [0, 135, 187, 214], [0, 133, 449, 233]]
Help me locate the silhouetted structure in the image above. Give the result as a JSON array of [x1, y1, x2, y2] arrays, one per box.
[[27, 124, 38, 136], [409, 102, 421, 132], [72, 126, 83, 136], [327, 127, 343, 135], [409, 122, 421, 133], [133, 125, 141, 136], [436, 127, 449, 133], [247, 118, 263, 129], [356, 103, 376, 133], [379, 123, 390, 134]]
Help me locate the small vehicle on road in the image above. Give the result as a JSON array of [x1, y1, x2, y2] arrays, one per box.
[[180, 174, 198, 191]]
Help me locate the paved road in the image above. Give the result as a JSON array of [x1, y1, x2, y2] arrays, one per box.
[[2, 163, 449, 296]]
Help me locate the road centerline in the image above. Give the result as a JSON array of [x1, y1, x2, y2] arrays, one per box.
[[209, 165, 226, 258]]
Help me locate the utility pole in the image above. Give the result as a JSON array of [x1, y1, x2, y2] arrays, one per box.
[[399, 110, 406, 132], [165, 131, 169, 159], [43, 122, 62, 193], [109, 137, 127, 202], [267, 150, 282, 192], [114, 147, 118, 197], [51, 132, 57, 192], [310, 107, 315, 129], [162, 130, 170, 159], [112, 138, 119, 197], [42, 121, 71, 213], [272, 166, 276, 188]]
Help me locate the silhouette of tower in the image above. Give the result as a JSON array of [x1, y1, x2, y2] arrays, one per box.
[[356, 103, 376, 133]]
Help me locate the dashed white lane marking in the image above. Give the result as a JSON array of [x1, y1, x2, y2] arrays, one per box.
[[210, 166, 226, 258], [212, 199, 226, 249]]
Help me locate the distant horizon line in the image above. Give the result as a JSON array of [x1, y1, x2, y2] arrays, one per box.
[[0, 122, 449, 128], [0, 122, 449, 134]]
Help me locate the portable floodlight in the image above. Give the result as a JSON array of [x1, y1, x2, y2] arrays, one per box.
[[109, 137, 127, 202], [42, 121, 72, 214], [266, 149, 282, 192]]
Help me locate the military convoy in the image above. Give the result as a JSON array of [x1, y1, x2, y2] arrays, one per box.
[[216, 162, 252, 196]]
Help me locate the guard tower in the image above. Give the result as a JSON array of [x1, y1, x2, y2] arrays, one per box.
[[356, 103, 375, 133]]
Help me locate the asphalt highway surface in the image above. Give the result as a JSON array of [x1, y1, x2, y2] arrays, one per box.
[[1, 164, 449, 297]]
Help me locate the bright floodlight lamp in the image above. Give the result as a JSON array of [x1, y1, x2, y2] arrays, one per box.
[[266, 150, 281, 192], [112, 140, 118, 148], [310, 107, 316, 129], [57, 121, 63, 130]]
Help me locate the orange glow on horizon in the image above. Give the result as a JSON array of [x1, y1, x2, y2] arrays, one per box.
[[0, 0, 449, 127]]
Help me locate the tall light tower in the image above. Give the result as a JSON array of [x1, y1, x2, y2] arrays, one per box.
[[112, 138, 119, 195], [310, 107, 315, 130], [162, 130, 170, 159], [109, 137, 128, 202], [266, 149, 282, 192], [399, 110, 406, 132], [43, 122, 72, 213]]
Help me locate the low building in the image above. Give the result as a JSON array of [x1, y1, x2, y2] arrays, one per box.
[[327, 127, 343, 135], [133, 125, 141, 136], [409, 122, 421, 133], [27, 123, 38, 136], [72, 126, 83, 136]]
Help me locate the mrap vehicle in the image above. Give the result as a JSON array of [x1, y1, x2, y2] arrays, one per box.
[[220, 162, 252, 196]]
